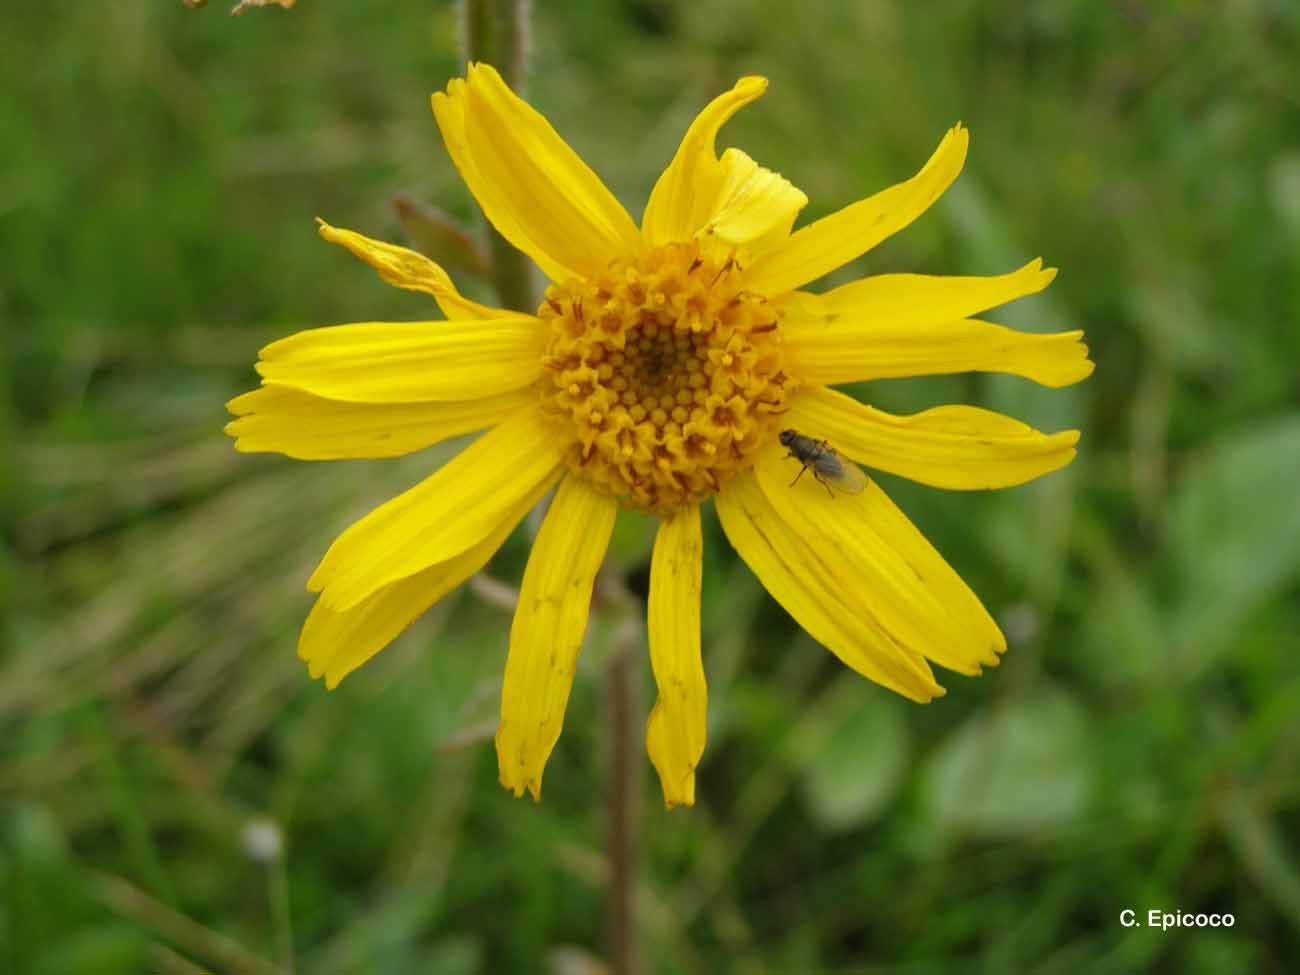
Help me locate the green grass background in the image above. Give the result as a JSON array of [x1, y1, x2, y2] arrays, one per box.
[[5, 1, 1300, 972]]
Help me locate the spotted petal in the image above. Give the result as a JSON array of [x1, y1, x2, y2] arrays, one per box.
[[496, 476, 617, 800], [646, 506, 706, 809]]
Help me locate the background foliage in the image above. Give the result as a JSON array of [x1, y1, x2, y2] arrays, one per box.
[[4, 1, 1300, 972]]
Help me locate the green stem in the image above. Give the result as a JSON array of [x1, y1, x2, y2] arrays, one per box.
[[268, 850, 294, 973], [461, 0, 536, 312]]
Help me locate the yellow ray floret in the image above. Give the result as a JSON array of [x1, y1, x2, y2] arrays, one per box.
[[225, 384, 532, 460], [308, 409, 563, 610], [299, 487, 538, 688], [716, 470, 946, 701], [701, 147, 807, 260], [786, 386, 1079, 490], [254, 318, 546, 403], [782, 315, 1093, 388], [645, 506, 707, 809], [433, 63, 641, 284], [643, 75, 770, 246], [744, 124, 970, 295], [751, 446, 1004, 676], [497, 476, 617, 801], [781, 257, 1057, 326], [316, 219, 505, 320]]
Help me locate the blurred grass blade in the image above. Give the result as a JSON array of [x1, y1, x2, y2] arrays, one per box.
[[1221, 787, 1300, 932]]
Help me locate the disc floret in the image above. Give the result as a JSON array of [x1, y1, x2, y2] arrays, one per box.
[[539, 242, 793, 515]]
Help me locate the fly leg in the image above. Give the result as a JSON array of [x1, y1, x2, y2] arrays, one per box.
[[805, 441, 835, 496]]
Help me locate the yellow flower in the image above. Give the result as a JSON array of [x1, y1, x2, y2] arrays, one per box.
[[226, 64, 1093, 808]]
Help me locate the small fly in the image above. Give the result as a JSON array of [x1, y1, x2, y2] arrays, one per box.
[[779, 429, 866, 497]]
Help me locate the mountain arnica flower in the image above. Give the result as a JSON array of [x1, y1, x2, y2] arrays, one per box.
[[226, 64, 1093, 807]]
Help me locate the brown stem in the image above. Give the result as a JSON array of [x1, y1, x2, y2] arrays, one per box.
[[605, 617, 641, 975]]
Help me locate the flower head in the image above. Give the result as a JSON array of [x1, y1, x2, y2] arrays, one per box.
[[226, 64, 1093, 807]]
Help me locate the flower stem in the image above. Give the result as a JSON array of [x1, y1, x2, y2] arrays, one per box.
[[461, 0, 536, 312], [605, 614, 641, 975]]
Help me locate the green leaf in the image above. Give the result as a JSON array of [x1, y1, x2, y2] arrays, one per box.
[[1169, 413, 1300, 667], [923, 685, 1092, 838], [794, 677, 910, 832]]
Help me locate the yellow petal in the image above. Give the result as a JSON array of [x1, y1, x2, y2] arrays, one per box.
[[642, 76, 770, 246], [432, 77, 547, 275], [316, 219, 505, 321], [753, 445, 1005, 677], [645, 506, 706, 809], [782, 314, 1094, 388], [701, 148, 807, 259], [782, 258, 1057, 326], [496, 476, 617, 800], [787, 386, 1080, 490], [254, 317, 545, 403], [433, 64, 641, 284], [309, 408, 563, 610], [225, 383, 532, 460], [300, 486, 534, 688], [745, 124, 969, 295], [715, 470, 946, 700]]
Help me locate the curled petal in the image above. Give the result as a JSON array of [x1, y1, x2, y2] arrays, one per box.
[[643, 76, 771, 245], [745, 124, 969, 295], [317, 219, 504, 320], [701, 148, 806, 259]]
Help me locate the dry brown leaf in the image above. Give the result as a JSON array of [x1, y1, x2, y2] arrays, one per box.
[[230, 0, 296, 14]]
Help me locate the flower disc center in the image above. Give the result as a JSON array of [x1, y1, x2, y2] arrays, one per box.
[[539, 242, 794, 515]]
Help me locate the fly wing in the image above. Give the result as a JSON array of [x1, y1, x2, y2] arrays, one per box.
[[815, 449, 866, 495]]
